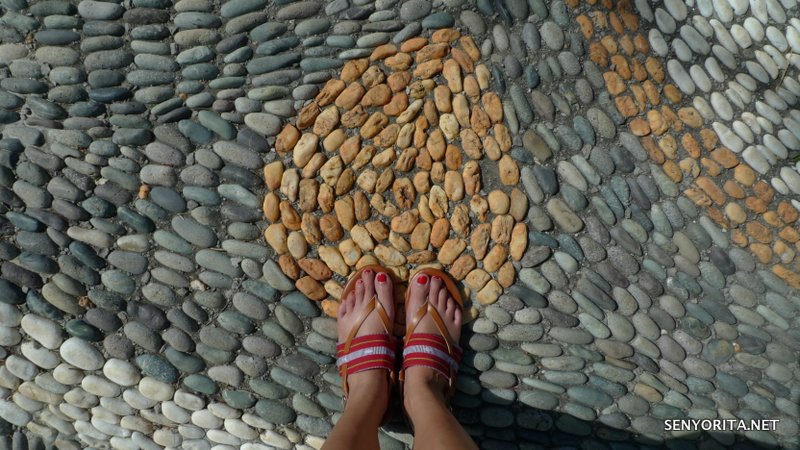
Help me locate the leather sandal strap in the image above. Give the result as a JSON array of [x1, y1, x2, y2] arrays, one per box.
[[402, 333, 461, 391], [336, 334, 397, 397], [343, 295, 392, 354]]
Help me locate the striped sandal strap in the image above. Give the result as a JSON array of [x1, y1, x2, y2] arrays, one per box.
[[402, 333, 462, 392], [336, 333, 398, 397]]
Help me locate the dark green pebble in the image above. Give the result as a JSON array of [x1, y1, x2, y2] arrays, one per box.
[[184, 374, 218, 395], [136, 353, 179, 383], [421, 11, 454, 28], [164, 346, 205, 373], [65, 319, 103, 341]]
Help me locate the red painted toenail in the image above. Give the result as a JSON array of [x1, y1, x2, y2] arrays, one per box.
[[377, 273, 387, 282], [417, 275, 428, 284], [433, 275, 440, 280]]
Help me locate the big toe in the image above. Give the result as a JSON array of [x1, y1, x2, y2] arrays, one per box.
[[407, 272, 430, 313], [374, 270, 394, 316]]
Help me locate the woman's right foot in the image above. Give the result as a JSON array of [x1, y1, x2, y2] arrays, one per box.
[[402, 272, 462, 413]]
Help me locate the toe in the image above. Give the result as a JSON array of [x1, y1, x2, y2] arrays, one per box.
[[407, 273, 430, 313], [445, 295, 456, 320], [362, 268, 375, 302], [436, 283, 448, 311], [428, 275, 442, 304], [374, 271, 394, 316], [355, 278, 365, 306]]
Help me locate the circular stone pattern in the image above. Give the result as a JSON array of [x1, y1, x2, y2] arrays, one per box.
[[263, 28, 529, 315]]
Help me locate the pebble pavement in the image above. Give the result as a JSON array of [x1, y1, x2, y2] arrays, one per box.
[[0, 0, 798, 448]]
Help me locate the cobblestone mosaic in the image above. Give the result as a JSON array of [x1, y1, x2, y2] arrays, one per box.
[[0, 0, 798, 448]]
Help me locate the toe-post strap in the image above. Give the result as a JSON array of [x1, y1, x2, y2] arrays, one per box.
[[336, 295, 398, 397]]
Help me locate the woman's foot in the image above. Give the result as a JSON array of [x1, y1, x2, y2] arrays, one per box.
[[337, 268, 395, 411], [402, 272, 462, 415]]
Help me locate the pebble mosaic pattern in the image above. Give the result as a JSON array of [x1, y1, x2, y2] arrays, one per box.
[[0, 0, 798, 448]]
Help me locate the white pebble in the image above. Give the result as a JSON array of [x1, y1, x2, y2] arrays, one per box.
[[20, 315, 62, 350], [694, 96, 716, 119], [705, 56, 725, 81], [666, 0, 689, 20], [5, 355, 37, 381], [730, 81, 752, 103], [60, 337, 104, 371], [697, 0, 714, 16], [750, 0, 768, 22], [138, 377, 173, 402], [242, 412, 274, 430], [711, 19, 738, 53], [741, 112, 762, 134], [756, 144, 778, 164], [100, 396, 133, 416], [780, 167, 800, 194], [757, 115, 774, 133], [689, 65, 712, 91], [0, 304, 22, 327], [764, 89, 788, 111], [728, 0, 750, 13], [673, 38, 693, 61], [260, 431, 292, 449], [743, 146, 771, 173], [192, 409, 223, 429], [772, 176, 790, 194], [225, 418, 258, 440], [53, 363, 84, 385], [713, 121, 744, 152], [756, 101, 781, 124], [123, 388, 158, 410], [692, 15, 714, 36], [735, 73, 757, 91], [179, 424, 206, 439], [731, 24, 752, 48], [206, 429, 240, 446], [19, 342, 60, 369], [82, 374, 121, 397], [103, 359, 141, 387], [764, 134, 788, 158], [756, 51, 780, 79], [649, 29, 670, 56], [732, 120, 755, 143], [766, 26, 789, 51], [779, 128, 800, 149], [557, 161, 587, 191], [120, 415, 154, 435], [766, 0, 786, 23], [743, 17, 764, 40], [713, 0, 734, 22], [163, 401, 191, 424], [713, 44, 737, 69], [667, 59, 696, 95], [175, 390, 205, 411], [154, 428, 182, 447], [710, 92, 733, 120]]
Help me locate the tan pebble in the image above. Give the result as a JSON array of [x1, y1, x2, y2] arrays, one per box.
[[276, 124, 301, 155], [427, 128, 446, 161], [356, 254, 381, 269], [375, 168, 394, 193], [443, 170, 464, 201], [370, 193, 398, 217], [292, 133, 319, 168], [319, 155, 343, 187], [471, 223, 491, 260], [483, 135, 501, 161], [301, 152, 326, 179], [408, 250, 436, 264], [498, 155, 520, 185], [262, 192, 280, 223], [462, 161, 481, 195], [428, 185, 448, 218], [477, 280, 502, 305], [298, 258, 332, 281], [465, 269, 491, 291], [384, 92, 409, 116], [463, 306, 479, 323], [263, 161, 284, 191], [510, 223, 528, 261], [471, 105, 491, 136], [341, 58, 369, 82], [470, 195, 489, 222], [432, 28, 460, 43], [497, 262, 515, 288], [387, 71, 411, 93], [418, 194, 435, 223], [416, 42, 449, 63], [339, 135, 361, 164], [487, 190, 510, 215], [451, 46, 474, 74], [280, 168, 299, 202], [279, 254, 300, 280], [482, 92, 503, 123], [297, 179, 319, 212], [357, 169, 378, 193], [460, 36, 480, 61], [319, 214, 344, 241], [361, 112, 389, 139], [334, 197, 355, 230], [424, 97, 439, 125], [317, 184, 335, 213], [264, 224, 289, 254], [443, 59, 462, 93], [361, 65, 386, 88], [430, 218, 450, 248], [316, 79, 346, 106], [445, 144, 462, 171], [354, 191, 371, 222], [321, 299, 338, 318], [395, 99, 425, 125], [452, 94, 470, 128], [438, 238, 467, 264], [361, 84, 392, 108], [413, 171, 431, 194], [450, 254, 476, 280], [494, 124, 512, 152], [375, 244, 406, 266], [391, 209, 419, 234], [414, 117, 429, 148], [460, 129, 482, 160], [297, 101, 321, 129], [334, 168, 355, 195], [349, 225, 374, 251], [313, 106, 339, 137], [365, 221, 390, 241], [301, 213, 322, 244], [341, 105, 368, 128], [451, 204, 471, 237], [475, 64, 490, 89], [338, 239, 362, 267], [509, 188, 528, 221], [439, 113, 460, 141], [396, 123, 415, 149], [294, 276, 327, 300], [434, 85, 452, 113], [410, 222, 432, 250], [323, 129, 346, 152], [352, 144, 376, 171], [413, 59, 443, 79], [372, 148, 397, 168], [392, 178, 417, 209], [431, 162, 445, 183], [385, 52, 413, 71], [483, 245, 508, 272], [463, 74, 480, 98], [401, 37, 428, 52], [335, 83, 366, 110], [389, 231, 411, 252], [325, 280, 343, 299], [319, 246, 350, 276], [491, 215, 514, 245], [279, 201, 301, 230], [546, 198, 584, 232], [395, 147, 418, 172]]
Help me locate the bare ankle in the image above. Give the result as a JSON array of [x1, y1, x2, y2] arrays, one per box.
[[403, 370, 448, 416]]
